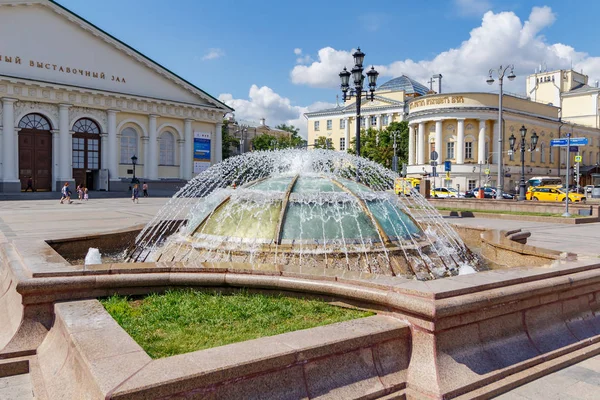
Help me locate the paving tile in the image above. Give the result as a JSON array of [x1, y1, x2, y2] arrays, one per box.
[[555, 365, 600, 386]]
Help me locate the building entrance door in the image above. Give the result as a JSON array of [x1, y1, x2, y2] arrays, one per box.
[[17, 114, 53, 191], [72, 118, 101, 190]]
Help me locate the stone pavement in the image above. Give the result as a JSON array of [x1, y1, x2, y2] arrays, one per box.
[[0, 373, 35, 400], [2, 200, 600, 398]]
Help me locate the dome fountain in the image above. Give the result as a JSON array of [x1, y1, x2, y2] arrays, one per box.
[[127, 149, 479, 280]]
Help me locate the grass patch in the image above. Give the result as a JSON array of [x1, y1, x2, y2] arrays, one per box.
[[435, 207, 584, 218], [101, 289, 374, 358]]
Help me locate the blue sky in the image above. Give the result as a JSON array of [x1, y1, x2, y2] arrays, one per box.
[[55, 0, 600, 136]]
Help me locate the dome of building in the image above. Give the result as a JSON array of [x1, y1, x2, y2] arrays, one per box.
[[378, 75, 430, 96]]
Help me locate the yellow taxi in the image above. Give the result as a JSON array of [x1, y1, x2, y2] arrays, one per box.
[[527, 186, 586, 203], [395, 178, 420, 196]]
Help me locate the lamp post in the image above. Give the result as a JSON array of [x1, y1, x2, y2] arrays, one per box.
[[392, 130, 399, 172], [237, 126, 248, 155], [270, 139, 277, 151], [509, 125, 538, 201], [486, 65, 516, 199], [131, 155, 138, 185], [339, 47, 379, 157]]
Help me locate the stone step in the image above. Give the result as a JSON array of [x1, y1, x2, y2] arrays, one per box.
[[0, 373, 35, 400]]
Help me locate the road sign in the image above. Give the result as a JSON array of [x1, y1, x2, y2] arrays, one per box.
[[550, 137, 589, 147], [430, 161, 438, 167], [569, 146, 579, 152], [484, 168, 490, 175], [550, 138, 568, 147], [575, 155, 582, 163], [430, 151, 439, 161], [570, 137, 589, 146], [444, 160, 451, 172]]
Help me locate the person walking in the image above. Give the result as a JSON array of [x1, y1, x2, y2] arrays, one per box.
[[60, 182, 72, 204], [77, 184, 84, 200], [25, 176, 35, 192], [132, 184, 140, 204], [83, 187, 89, 201], [142, 182, 149, 197]]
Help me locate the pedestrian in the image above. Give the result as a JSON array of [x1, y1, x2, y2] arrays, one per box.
[[77, 184, 84, 200], [142, 182, 148, 197], [84, 187, 89, 201], [60, 182, 72, 204], [25, 176, 35, 192], [132, 184, 139, 204]]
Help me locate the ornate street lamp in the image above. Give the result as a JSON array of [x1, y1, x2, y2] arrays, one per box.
[[509, 125, 538, 201], [131, 155, 139, 185], [339, 47, 379, 158], [487, 65, 516, 199]]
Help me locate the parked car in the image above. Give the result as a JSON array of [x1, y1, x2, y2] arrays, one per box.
[[465, 187, 514, 199], [527, 186, 586, 202], [447, 188, 465, 198], [430, 187, 457, 198], [585, 185, 594, 194]]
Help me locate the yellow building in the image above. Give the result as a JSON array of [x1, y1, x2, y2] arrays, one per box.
[[405, 90, 600, 192], [305, 76, 430, 151]]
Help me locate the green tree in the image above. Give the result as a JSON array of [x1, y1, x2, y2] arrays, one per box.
[[251, 133, 279, 151], [346, 121, 408, 170], [275, 124, 304, 149], [221, 120, 241, 159], [313, 136, 333, 150]]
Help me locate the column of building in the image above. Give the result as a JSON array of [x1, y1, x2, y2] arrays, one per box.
[[376, 114, 382, 130], [408, 124, 415, 165], [148, 114, 158, 180], [344, 118, 350, 151], [1, 98, 18, 185], [435, 120, 442, 159], [107, 110, 119, 182], [184, 119, 193, 179], [58, 104, 72, 182], [178, 139, 185, 179], [51, 129, 59, 189], [417, 122, 425, 164], [478, 120, 487, 164], [492, 120, 499, 164], [456, 119, 465, 164], [215, 121, 223, 163]]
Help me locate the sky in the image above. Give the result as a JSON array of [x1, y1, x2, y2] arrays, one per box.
[[56, 0, 600, 138]]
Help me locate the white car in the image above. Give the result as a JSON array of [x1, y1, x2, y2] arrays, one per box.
[[448, 188, 465, 198], [431, 187, 458, 198]]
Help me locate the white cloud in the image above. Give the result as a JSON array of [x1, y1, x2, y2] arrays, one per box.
[[289, 7, 600, 95], [296, 55, 313, 65], [358, 12, 391, 32], [454, 0, 492, 17], [294, 48, 302, 55], [202, 48, 225, 61], [218, 86, 335, 139]]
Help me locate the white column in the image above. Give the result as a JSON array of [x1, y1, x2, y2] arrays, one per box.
[[184, 119, 193, 179], [408, 124, 416, 165], [100, 133, 108, 172], [178, 139, 185, 179], [344, 118, 350, 151], [51, 130, 59, 189], [365, 115, 370, 129], [2, 98, 18, 183], [456, 119, 465, 164], [58, 104, 72, 181], [107, 110, 118, 182], [376, 114, 382, 130], [142, 136, 149, 179], [492, 120, 499, 164], [435, 120, 442, 159], [478, 119, 487, 164], [388, 113, 394, 125], [215, 121, 223, 163], [417, 122, 425, 165], [148, 114, 158, 180]]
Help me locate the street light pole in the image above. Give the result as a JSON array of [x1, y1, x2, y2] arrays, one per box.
[[392, 131, 398, 172], [509, 125, 538, 201], [487, 65, 516, 199], [339, 47, 379, 157]]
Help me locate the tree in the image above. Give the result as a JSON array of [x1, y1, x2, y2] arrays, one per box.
[[346, 121, 409, 170], [221, 120, 241, 159], [251, 133, 279, 151], [275, 124, 304, 149], [313, 136, 332, 150]]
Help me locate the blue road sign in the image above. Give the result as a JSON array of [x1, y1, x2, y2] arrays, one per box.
[[550, 138, 568, 147], [444, 160, 452, 172], [570, 137, 589, 146]]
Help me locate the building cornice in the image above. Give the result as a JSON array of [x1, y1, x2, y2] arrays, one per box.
[[0, 76, 223, 122], [0, 0, 233, 113]]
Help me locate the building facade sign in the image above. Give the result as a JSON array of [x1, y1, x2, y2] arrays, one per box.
[[193, 132, 211, 174], [409, 96, 465, 110]]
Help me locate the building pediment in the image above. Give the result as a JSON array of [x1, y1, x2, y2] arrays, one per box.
[[0, 0, 231, 111]]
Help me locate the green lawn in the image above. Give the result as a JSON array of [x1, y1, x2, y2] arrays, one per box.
[[101, 290, 374, 358]]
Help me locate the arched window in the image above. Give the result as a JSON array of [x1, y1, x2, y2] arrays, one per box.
[[581, 151, 586, 166], [120, 127, 138, 164], [18, 113, 50, 130], [159, 131, 175, 165], [540, 143, 546, 163], [530, 144, 535, 162], [73, 118, 100, 134]]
